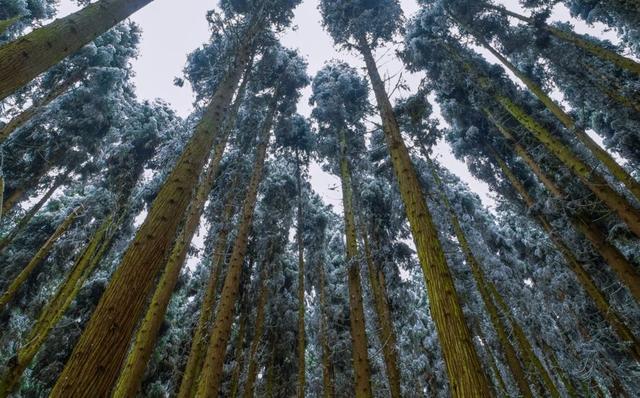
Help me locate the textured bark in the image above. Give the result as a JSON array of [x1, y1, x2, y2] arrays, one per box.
[[338, 128, 373, 398], [49, 37, 252, 398], [485, 347, 508, 396], [0, 0, 153, 100], [229, 310, 248, 398], [491, 149, 640, 361], [0, 175, 4, 220], [194, 97, 276, 397], [539, 340, 579, 398], [485, 4, 640, 76], [358, 37, 491, 397], [319, 260, 335, 398], [0, 215, 113, 396], [0, 174, 66, 253], [360, 231, 402, 398], [0, 73, 82, 143], [295, 155, 306, 398], [0, 206, 79, 312], [467, 29, 640, 202], [243, 270, 270, 398], [487, 114, 640, 302], [426, 159, 533, 398]]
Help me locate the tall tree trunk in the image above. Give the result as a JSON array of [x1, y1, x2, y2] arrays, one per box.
[[0, 172, 67, 253], [242, 268, 270, 398], [425, 159, 534, 398], [0, 0, 154, 100], [338, 128, 373, 398], [484, 4, 640, 76], [0, 206, 79, 312], [0, 73, 82, 143], [295, 153, 306, 398], [49, 34, 255, 397], [490, 148, 640, 361], [357, 37, 491, 397], [265, 338, 277, 397], [113, 60, 251, 398], [487, 113, 640, 302], [539, 339, 579, 398], [0, 174, 4, 220], [195, 95, 277, 397], [360, 230, 402, 398], [229, 309, 248, 398], [462, 25, 640, 201], [319, 258, 335, 398], [0, 214, 114, 396]]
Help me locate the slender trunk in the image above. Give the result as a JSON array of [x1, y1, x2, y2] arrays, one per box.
[[491, 148, 640, 361], [0, 206, 79, 312], [487, 113, 640, 302], [539, 340, 579, 398], [295, 154, 306, 398], [485, 347, 508, 397], [0, 174, 4, 220], [0, 173, 66, 252], [113, 156, 222, 397], [358, 37, 491, 397], [114, 60, 251, 398], [0, 214, 114, 396], [319, 259, 335, 398], [484, 4, 640, 76], [463, 26, 640, 201], [243, 270, 270, 398], [50, 34, 254, 397], [265, 339, 277, 397], [229, 310, 248, 398], [0, 0, 154, 100], [338, 128, 373, 398], [0, 73, 82, 143], [0, 16, 20, 36], [425, 159, 533, 397], [195, 95, 277, 397], [581, 62, 640, 114], [360, 231, 402, 398]]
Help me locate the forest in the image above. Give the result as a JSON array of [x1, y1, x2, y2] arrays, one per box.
[[0, 0, 639, 396]]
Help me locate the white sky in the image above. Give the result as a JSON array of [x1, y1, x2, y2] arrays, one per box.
[[56, 0, 619, 212]]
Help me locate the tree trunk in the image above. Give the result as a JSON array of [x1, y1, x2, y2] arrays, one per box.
[[426, 159, 533, 398], [465, 27, 640, 202], [358, 37, 491, 397], [484, 4, 640, 76], [113, 59, 252, 398], [295, 154, 306, 398], [319, 258, 335, 398], [242, 269, 270, 398], [491, 148, 640, 361], [229, 310, 248, 398], [49, 34, 254, 397], [539, 339, 579, 398], [0, 174, 4, 220], [338, 128, 373, 398], [487, 113, 640, 302], [0, 73, 83, 143], [194, 95, 277, 397], [0, 214, 114, 396], [0, 0, 153, 100], [0, 206, 79, 312], [0, 172, 66, 253], [360, 231, 402, 398]]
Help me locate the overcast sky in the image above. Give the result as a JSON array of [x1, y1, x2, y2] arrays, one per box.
[[57, 0, 619, 212]]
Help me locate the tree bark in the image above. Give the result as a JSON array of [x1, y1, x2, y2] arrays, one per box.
[[0, 73, 83, 143], [229, 309, 248, 398], [426, 159, 534, 398], [484, 4, 640, 76], [0, 0, 153, 100], [49, 34, 254, 397], [319, 258, 335, 398], [0, 172, 66, 253], [491, 148, 640, 361], [0, 214, 113, 396], [242, 269, 270, 398], [295, 154, 306, 398], [358, 37, 491, 397], [464, 26, 640, 202], [487, 113, 640, 302], [0, 206, 79, 312], [338, 128, 373, 398], [194, 95, 277, 397], [360, 231, 402, 398]]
